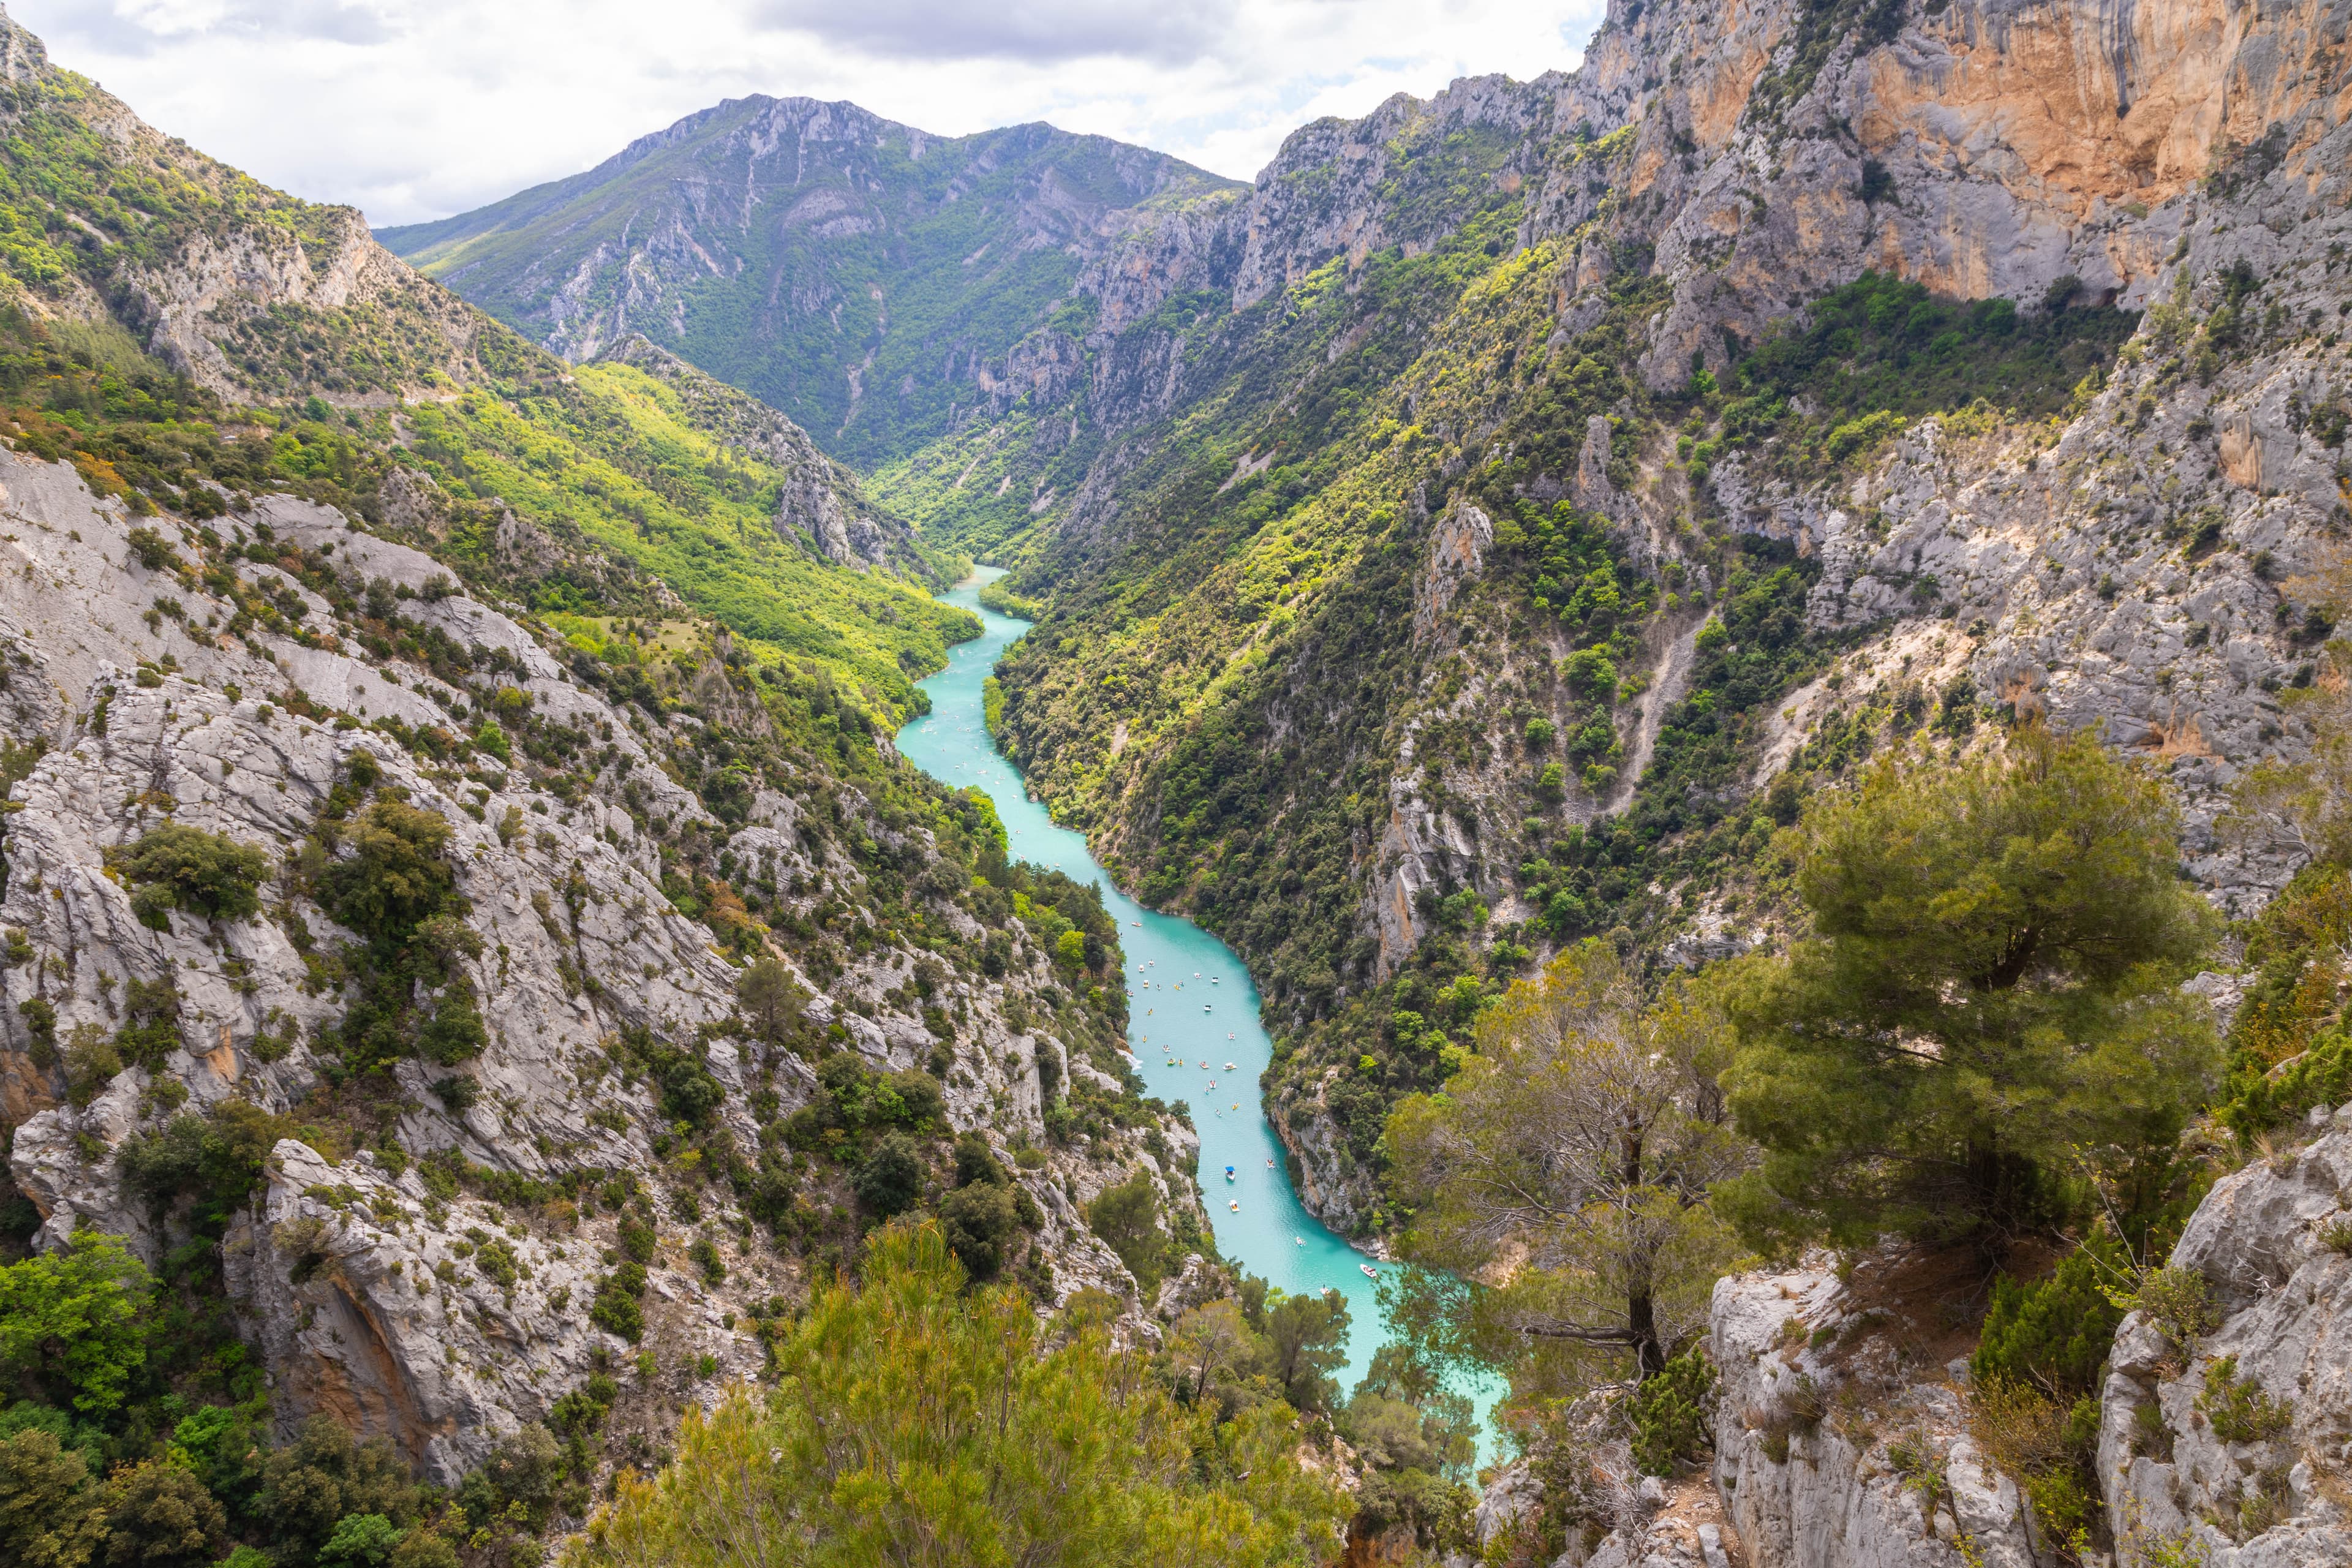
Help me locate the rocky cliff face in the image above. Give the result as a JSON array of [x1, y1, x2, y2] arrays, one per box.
[[1457, 1104, 2352, 1568], [0, 452, 1183, 1479], [0, 6, 480, 404], [2098, 1109, 2352, 1566], [940, 0, 2352, 1237]]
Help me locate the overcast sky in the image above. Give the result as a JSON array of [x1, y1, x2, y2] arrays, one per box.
[[11, 1, 1606, 228]]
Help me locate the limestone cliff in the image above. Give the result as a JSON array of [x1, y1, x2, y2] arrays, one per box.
[[0, 455, 1185, 1480], [948, 0, 2352, 1238], [0, 6, 480, 404]]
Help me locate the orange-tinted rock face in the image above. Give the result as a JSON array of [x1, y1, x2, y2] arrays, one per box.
[[1860, 0, 2246, 214]]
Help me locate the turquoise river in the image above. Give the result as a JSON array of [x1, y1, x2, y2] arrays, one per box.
[[898, 571, 1496, 1437]]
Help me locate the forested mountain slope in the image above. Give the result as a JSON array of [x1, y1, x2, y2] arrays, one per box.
[[0, 6, 1224, 1558], [869, 0, 2352, 1239], [405, 0, 2352, 1253], [377, 99, 1243, 470]]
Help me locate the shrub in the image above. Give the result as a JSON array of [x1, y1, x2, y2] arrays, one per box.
[[115, 825, 271, 928], [415, 994, 486, 1066], [317, 1512, 405, 1568], [1085, 1173, 1166, 1296], [62, 1027, 122, 1108], [258, 1415, 418, 1561], [115, 977, 182, 1071], [689, 1236, 726, 1284], [1562, 648, 1616, 701], [853, 1133, 922, 1218], [1631, 1346, 1717, 1476], [940, 1182, 1019, 1281], [2110, 1266, 2218, 1352], [1971, 1239, 2125, 1398], [0, 1427, 108, 1568], [2198, 1355, 2293, 1443], [100, 1457, 225, 1568], [324, 801, 459, 946], [0, 1232, 152, 1413], [590, 1277, 644, 1343]]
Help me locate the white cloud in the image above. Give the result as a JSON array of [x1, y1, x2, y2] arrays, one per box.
[[9, 0, 1605, 227]]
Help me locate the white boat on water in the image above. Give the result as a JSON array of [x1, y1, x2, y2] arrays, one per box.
[[1360, 1264, 1379, 1280]]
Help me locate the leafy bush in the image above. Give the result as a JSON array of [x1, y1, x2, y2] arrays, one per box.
[[114, 976, 183, 1071], [115, 825, 271, 929], [0, 1232, 152, 1414], [853, 1133, 922, 1218], [324, 801, 459, 946], [1085, 1173, 1167, 1296], [567, 1224, 1348, 1564], [2198, 1355, 2293, 1443], [589, 1273, 644, 1343], [257, 1416, 418, 1564], [1971, 1239, 2126, 1398], [1630, 1346, 1717, 1476], [939, 1183, 1019, 1280], [100, 1456, 227, 1568], [0, 1427, 108, 1568], [2109, 1266, 2219, 1352], [1722, 271, 2139, 482], [317, 1512, 404, 1568]]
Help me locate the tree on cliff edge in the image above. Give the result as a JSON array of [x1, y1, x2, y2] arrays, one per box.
[[1716, 726, 2220, 1254]]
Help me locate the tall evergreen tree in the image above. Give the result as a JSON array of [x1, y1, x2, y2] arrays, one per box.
[[1717, 728, 2220, 1251]]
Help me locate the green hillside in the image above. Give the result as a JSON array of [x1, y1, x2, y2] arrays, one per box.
[[380, 101, 1242, 469], [0, 36, 971, 722]]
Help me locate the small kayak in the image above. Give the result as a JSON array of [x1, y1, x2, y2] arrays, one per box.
[[1360, 1264, 1379, 1281]]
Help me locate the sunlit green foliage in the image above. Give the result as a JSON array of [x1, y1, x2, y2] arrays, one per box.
[[111, 826, 271, 929], [567, 1224, 1349, 1568], [0, 1235, 152, 1415], [1718, 728, 2221, 1251]]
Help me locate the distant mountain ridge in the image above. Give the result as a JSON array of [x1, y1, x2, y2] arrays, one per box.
[[378, 97, 1243, 469]]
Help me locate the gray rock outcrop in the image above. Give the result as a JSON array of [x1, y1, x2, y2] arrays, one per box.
[[0, 450, 1196, 1477], [2099, 1109, 2352, 1566]]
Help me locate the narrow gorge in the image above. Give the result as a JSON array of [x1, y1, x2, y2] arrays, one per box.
[[0, 0, 2348, 1563]]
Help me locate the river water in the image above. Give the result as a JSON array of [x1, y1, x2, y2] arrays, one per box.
[[897, 571, 1401, 1393]]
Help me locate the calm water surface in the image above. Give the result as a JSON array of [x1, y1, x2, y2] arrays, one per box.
[[897, 571, 1407, 1393]]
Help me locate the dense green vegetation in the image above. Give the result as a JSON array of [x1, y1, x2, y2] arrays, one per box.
[[571, 1224, 1351, 1568], [1707, 271, 2141, 483], [0, 310, 969, 722], [1717, 728, 2222, 1253], [383, 108, 1242, 472]]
